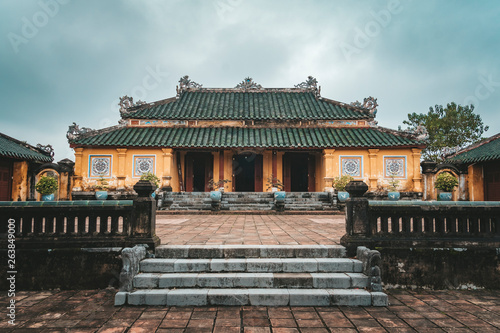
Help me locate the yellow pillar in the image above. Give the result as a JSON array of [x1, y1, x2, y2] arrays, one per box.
[[12, 161, 29, 201], [368, 149, 379, 190], [468, 164, 484, 201], [412, 148, 422, 192], [263, 150, 272, 192], [224, 150, 232, 192], [116, 148, 127, 190], [161, 148, 173, 189], [276, 152, 284, 184], [322, 149, 335, 190], [73, 148, 84, 191]]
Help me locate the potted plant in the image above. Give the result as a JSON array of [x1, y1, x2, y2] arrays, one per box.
[[35, 175, 58, 201], [333, 175, 354, 202], [387, 175, 400, 201], [208, 178, 231, 193], [94, 174, 109, 200], [265, 175, 285, 200], [140, 172, 161, 197], [435, 172, 458, 201]]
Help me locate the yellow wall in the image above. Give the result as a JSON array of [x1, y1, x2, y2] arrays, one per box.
[[74, 147, 421, 193], [468, 164, 484, 201], [12, 161, 29, 201]]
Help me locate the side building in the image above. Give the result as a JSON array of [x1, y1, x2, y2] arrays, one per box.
[[68, 76, 426, 195]]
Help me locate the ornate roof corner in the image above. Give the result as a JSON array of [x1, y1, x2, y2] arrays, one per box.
[[176, 75, 203, 97], [66, 122, 94, 142], [35, 144, 54, 158], [119, 96, 147, 114], [351, 96, 378, 117], [235, 77, 263, 91], [118, 119, 128, 127], [398, 124, 429, 142], [295, 76, 321, 99]]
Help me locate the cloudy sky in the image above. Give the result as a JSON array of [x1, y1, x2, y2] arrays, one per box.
[[1, 0, 499, 161]]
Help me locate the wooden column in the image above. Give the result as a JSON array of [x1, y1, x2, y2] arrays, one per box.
[[73, 148, 84, 191], [219, 150, 224, 182], [322, 149, 335, 190], [412, 148, 422, 192], [116, 148, 127, 190], [368, 149, 379, 190], [162, 148, 173, 190], [272, 150, 277, 179]]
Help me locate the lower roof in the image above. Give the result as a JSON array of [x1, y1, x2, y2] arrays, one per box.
[[0, 132, 53, 163], [71, 126, 423, 149], [447, 133, 500, 164]]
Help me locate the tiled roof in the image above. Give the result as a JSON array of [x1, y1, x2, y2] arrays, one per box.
[[71, 127, 423, 149], [447, 133, 500, 164], [0, 133, 53, 163], [122, 91, 371, 121]]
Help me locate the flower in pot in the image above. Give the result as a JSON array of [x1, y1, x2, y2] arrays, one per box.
[[35, 175, 58, 201], [387, 175, 400, 201], [94, 174, 109, 200], [435, 172, 458, 201], [332, 175, 354, 202], [140, 172, 161, 197]]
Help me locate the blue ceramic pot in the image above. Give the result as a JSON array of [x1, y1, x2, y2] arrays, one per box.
[[95, 191, 108, 200], [151, 192, 156, 198], [210, 191, 222, 202], [42, 194, 54, 201], [388, 191, 400, 201], [337, 191, 350, 202], [439, 192, 452, 201], [274, 191, 286, 203]]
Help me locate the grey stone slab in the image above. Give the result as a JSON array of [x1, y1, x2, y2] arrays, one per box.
[[155, 245, 190, 258], [114, 292, 128, 306], [223, 245, 262, 258], [234, 273, 274, 288], [316, 258, 354, 272], [128, 290, 169, 306], [273, 273, 313, 288], [210, 259, 247, 272], [289, 289, 330, 306], [248, 289, 290, 306], [329, 289, 372, 306], [311, 273, 351, 289], [352, 260, 363, 273], [295, 245, 328, 258], [327, 245, 347, 258], [133, 273, 160, 288], [174, 259, 210, 272], [260, 246, 295, 258], [208, 289, 249, 306], [189, 245, 223, 258], [158, 273, 198, 288], [197, 273, 238, 288], [282, 258, 318, 272], [371, 292, 389, 306], [246, 258, 283, 272], [346, 273, 369, 288], [167, 289, 208, 306], [140, 259, 176, 273]]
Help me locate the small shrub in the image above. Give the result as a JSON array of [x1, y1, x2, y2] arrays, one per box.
[[208, 178, 231, 191], [265, 175, 284, 191], [435, 172, 458, 192], [94, 174, 109, 191], [388, 175, 399, 191], [35, 176, 58, 195], [140, 172, 161, 188], [332, 175, 354, 191]]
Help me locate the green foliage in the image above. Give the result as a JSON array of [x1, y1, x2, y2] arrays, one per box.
[[35, 176, 58, 195], [140, 172, 160, 188], [332, 175, 354, 191], [94, 174, 109, 191], [403, 102, 489, 161], [265, 175, 284, 191], [388, 175, 399, 191], [208, 178, 231, 191], [435, 172, 458, 192]]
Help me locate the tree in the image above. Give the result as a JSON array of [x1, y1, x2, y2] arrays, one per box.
[[402, 102, 489, 161]]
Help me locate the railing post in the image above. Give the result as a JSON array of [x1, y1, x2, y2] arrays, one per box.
[[131, 180, 161, 249], [341, 180, 371, 256]]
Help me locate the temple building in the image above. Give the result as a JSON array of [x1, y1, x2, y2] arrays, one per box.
[[68, 76, 426, 195]]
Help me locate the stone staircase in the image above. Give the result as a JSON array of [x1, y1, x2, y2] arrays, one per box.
[[115, 245, 387, 306], [161, 192, 335, 211]]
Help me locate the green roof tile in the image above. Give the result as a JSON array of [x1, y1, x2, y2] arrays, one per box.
[[447, 133, 500, 164], [0, 133, 53, 163], [71, 127, 422, 149], [123, 91, 370, 121]]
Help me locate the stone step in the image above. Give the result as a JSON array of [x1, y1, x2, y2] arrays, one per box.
[[154, 245, 346, 259], [116, 288, 388, 306], [141, 258, 362, 273], [133, 272, 368, 289]]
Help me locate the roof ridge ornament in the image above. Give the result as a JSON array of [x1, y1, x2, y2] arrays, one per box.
[[176, 75, 203, 97], [235, 77, 263, 90], [398, 124, 429, 141], [66, 122, 94, 142], [294, 76, 321, 98], [119, 96, 146, 113], [350, 96, 378, 117], [35, 144, 54, 158]]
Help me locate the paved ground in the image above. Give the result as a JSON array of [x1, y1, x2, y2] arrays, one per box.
[[156, 215, 345, 245], [3, 289, 500, 332]]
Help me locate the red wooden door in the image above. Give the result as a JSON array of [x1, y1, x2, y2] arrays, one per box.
[[204, 154, 213, 192], [0, 160, 13, 201], [283, 154, 291, 192], [308, 155, 316, 192], [254, 154, 263, 192], [484, 162, 500, 201]]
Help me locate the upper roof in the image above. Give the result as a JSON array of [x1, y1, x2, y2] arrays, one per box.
[[447, 133, 500, 164], [122, 90, 372, 121], [0, 132, 53, 163]]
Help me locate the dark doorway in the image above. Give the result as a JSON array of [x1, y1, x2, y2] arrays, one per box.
[[484, 161, 500, 201], [185, 153, 213, 192], [283, 153, 315, 192], [233, 154, 262, 192], [0, 160, 13, 201]]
